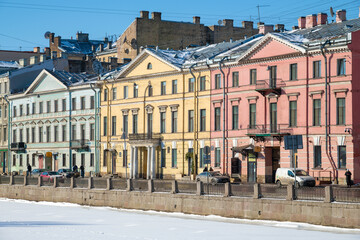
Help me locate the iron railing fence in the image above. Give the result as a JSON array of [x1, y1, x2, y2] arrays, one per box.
[[13, 176, 24, 185], [58, 178, 71, 188], [74, 178, 88, 188], [260, 184, 287, 199], [177, 182, 197, 194], [112, 179, 127, 190], [27, 177, 38, 186], [0, 176, 10, 184], [154, 180, 172, 193], [41, 177, 54, 187], [296, 186, 325, 201], [203, 183, 225, 196], [129, 133, 162, 141], [93, 178, 107, 189], [247, 124, 293, 135], [231, 184, 254, 197], [255, 79, 285, 90], [333, 187, 360, 203], [132, 179, 148, 191]]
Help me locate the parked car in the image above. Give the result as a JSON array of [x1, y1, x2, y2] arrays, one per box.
[[40, 171, 64, 183], [31, 169, 46, 177], [58, 169, 74, 178], [275, 168, 315, 187], [196, 171, 230, 184]]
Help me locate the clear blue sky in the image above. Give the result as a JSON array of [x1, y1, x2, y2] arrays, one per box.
[[0, 0, 358, 51]]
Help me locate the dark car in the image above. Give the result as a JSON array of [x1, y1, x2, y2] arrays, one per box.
[[58, 169, 74, 178], [196, 171, 230, 184]]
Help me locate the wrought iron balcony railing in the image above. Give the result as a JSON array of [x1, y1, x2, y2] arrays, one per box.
[[247, 124, 292, 135], [128, 133, 162, 141], [70, 139, 90, 149], [10, 142, 26, 151]]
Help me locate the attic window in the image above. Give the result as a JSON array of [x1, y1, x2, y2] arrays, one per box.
[[147, 63, 152, 70]]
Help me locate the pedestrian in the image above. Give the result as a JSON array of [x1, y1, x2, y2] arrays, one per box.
[[73, 164, 78, 173], [203, 166, 208, 172], [27, 164, 32, 177], [345, 169, 352, 188], [209, 167, 214, 172], [80, 165, 85, 178]]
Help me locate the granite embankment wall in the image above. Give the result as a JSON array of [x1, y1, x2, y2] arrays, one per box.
[[0, 184, 359, 228]]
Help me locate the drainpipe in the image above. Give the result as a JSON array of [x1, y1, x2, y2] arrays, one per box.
[[102, 75, 114, 174], [90, 83, 99, 174], [320, 40, 337, 183], [189, 63, 198, 178], [3, 95, 10, 174], [219, 56, 228, 175], [68, 88, 72, 169]]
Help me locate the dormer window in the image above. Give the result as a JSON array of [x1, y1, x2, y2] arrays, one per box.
[[147, 63, 152, 70]]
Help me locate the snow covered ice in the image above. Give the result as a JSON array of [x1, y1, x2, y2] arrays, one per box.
[[0, 198, 359, 240]]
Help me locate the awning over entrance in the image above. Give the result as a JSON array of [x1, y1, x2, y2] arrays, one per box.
[[231, 144, 254, 155]]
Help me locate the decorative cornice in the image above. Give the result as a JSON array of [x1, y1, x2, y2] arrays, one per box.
[[131, 108, 140, 115], [121, 109, 130, 115], [309, 90, 324, 96], [169, 104, 179, 111], [158, 105, 168, 112]]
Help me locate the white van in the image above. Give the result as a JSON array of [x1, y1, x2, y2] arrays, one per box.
[[275, 168, 315, 187]]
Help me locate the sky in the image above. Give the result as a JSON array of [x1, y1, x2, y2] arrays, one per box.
[[0, 0, 359, 52], [1, 198, 359, 240]]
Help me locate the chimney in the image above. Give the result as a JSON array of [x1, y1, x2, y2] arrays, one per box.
[[298, 17, 306, 29], [54, 36, 61, 47], [223, 19, 234, 27], [108, 41, 112, 49], [51, 51, 57, 59], [76, 32, 89, 42], [317, 13, 327, 25], [44, 47, 51, 56], [33, 47, 40, 53], [306, 14, 317, 28], [29, 56, 39, 65], [257, 22, 264, 28], [104, 37, 109, 42], [259, 24, 274, 34], [242, 21, 253, 29], [292, 26, 299, 30], [151, 12, 161, 21], [39, 55, 47, 62], [336, 9, 346, 23], [140, 10, 149, 19], [49, 32, 55, 44], [193, 16, 200, 24], [275, 24, 285, 32], [99, 43, 104, 52]]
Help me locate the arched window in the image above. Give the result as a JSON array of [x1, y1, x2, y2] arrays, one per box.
[[147, 63, 152, 70]]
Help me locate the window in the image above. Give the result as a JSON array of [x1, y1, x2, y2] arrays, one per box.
[[313, 99, 321, 126], [148, 86, 153, 97], [62, 125, 66, 141], [290, 63, 297, 80], [103, 151, 107, 167], [250, 69, 257, 85], [289, 101, 297, 127], [188, 110, 194, 132], [337, 98, 345, 125], [232, 72, 239, 87], [215, 107, 221, 131], [12, 155, 16, 166], [72, 154, 76, 166], [46, 126, 51, 142], [54, 100, 58, 112], [123, 86, 128, 99], [46, 101, 51, 113], [90, 153, 94, 167], [314, 146, 321, 168], [3, 127, 6, 141], [160, 112, 166, 133], [13, 129, 16, 142], [132, 114, 138, 134], [4, 82, 7, 93], [147, 63, 152, 69], [161, 81, 166, 95], [215, 147, 220, 167], [31, 127, 35, 143], [337, 59, 346, 76], [62, 154, 66, 167], [62, 99, 66, 111], [171, 149, 177, 168], [26, 154, 29, 166], [38, 127, 43, 142], [72, 98, 76, 111], [249, 104, 256, 129], [19, 155, 23, 167], [26, 104, 29, 115], [313, 61, 321, 78], [215, 74, 221, 89], [270, 103, 277, 133], [103, 117, 107, 136], [122, 150, 127, 167], [54, 126, 58, 142], [32, 102, 36, 114], [200, 76, 206, 91], [200, 109, 206, 132], [188, 78, 194, 92], [90, 123, 95, 141], [161, 148, 166, 168], [26, 128, 29, 143], [338, 146, 346, 169], [0, 107, 2, 118], [112, 87, 117, 100], [13, 106, 16, 117], [104, 89, 108, 101], [32, 154, 36, 166], [80, 97, 85, 109], [80, 124, 85, 140], [111, 116, 116, 136], [269, 66, 277, 88], [123, 115, 128, 135], [133, 85, 138, 98], [171, 111, 177, 133], [81, 153, 85, 166], [232, 105, 238, 130], [90, 96, 95, 109], [19, 105, 23, 116], [72, 125, 76, 140], [199, 148, 204, 168]]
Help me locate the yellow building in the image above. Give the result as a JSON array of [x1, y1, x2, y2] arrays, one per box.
[[99, 48, 211, 179]]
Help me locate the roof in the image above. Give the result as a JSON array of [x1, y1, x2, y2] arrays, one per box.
[[47, 70, 96, 87], [0, 61, 21, 69], [59, 39, 111, 55]]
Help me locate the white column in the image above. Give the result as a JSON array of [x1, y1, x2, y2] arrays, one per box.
[[134, 147, 138, 178], [151, 146, 156, 179], [147, 146, 151, 179], [129, 146, 134, 179]]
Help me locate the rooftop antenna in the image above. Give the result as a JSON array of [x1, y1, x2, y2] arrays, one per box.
[[256, 4, 270, 23], [330, 7, 334, 17], [44, 31, 51, 39], [217, 20, 223, 26]]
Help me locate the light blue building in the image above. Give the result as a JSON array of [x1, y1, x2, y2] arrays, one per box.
[[8, 69, 100, 175]]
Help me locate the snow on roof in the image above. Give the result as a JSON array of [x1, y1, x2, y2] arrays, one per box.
[[0, 61, 21, 69], [59, 39, 110, 55], [48, 70, 96, 87]]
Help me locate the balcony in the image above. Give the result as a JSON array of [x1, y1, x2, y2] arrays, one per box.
[[247, 124, 292, 141], [128, 133, 162, 145], [10, 142, 26, 152], [255, 79, 285, 96], [70, 139, 90, 151]]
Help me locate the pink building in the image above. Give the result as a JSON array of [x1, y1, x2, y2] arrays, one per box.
[[209, 10, 360, 185]]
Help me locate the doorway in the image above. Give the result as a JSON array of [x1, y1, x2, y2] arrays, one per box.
[[272, 148, 280, 183], [247, 152, 257, 183], [112, 151, 117, 174]]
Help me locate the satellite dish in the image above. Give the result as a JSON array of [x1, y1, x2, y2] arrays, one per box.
[[131, 38, 137, 49], [217, 20, 223, 26], [330, 7, 334, 17], [44, 31, 51, 39]]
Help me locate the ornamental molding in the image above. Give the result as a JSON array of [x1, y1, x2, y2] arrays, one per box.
[[131, 108, 140, 115], [121, 109, 129, 115], [169, 104, 179, 111], [145, 104, 154, 114], [158, 105, 168, 113]]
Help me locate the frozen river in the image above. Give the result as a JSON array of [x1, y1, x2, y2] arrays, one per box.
[[0, 198, 359, 240]]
